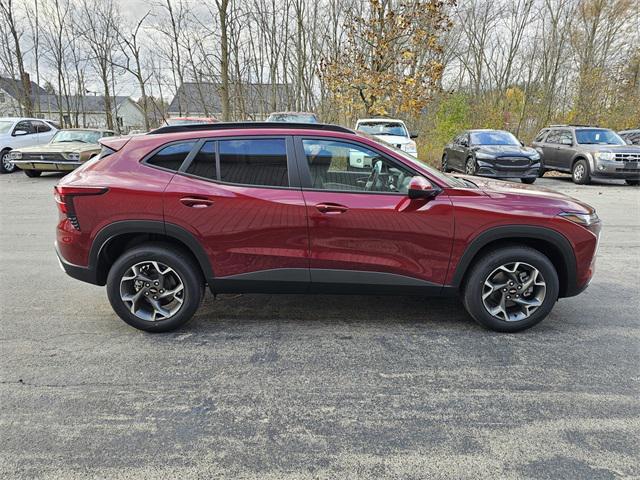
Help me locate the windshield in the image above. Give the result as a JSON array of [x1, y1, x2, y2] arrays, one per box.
[[363, 133, 470, 188], [267, 113, 318, 123], [575, 129, 625, 145], [52, 130, 104, 144], [0, 120, 14, 134], [357, 122, 408, 138], [470, 131, 520, 146]]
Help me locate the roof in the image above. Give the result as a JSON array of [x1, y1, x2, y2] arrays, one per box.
[[168, 82, 288, 115], [33, 94, 139, 113], [0, 77, 47, 100], [150, 122, 353, 136]]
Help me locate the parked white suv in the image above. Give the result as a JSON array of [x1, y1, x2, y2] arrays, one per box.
[[355, 118, 418, 157], [0, 117, 59, 173]]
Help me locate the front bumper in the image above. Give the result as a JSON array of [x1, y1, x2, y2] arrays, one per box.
[[592, 159, 640, 179], [476, 160, 540, 179], [14, 160, 82, 172]]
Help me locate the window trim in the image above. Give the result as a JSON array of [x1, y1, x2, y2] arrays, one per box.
[[292, 135, 420, 196], [141, 139, 202, 175], [178, 135, 300, 190]]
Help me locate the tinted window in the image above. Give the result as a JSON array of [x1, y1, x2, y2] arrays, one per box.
[[219, 138, 288, 187], [147, 142, 196, 171], [186, 141, 217, 179], [32, 120, 51, 133], [302, 139, 414, 193]]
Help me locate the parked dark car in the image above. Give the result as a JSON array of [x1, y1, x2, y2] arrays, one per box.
[[442, 129, 541, 184], [55, 122, 600, 333], [532, 125, 640, 185], [619, 129, 640, 145]]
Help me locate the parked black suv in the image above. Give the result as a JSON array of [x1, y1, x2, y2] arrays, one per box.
[[533, 125, 640, 185], [442, 129, 541, 183]]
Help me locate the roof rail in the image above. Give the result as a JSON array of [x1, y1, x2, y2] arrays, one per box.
[[149, 122, 355, 135], [549, 124, 598, 128]]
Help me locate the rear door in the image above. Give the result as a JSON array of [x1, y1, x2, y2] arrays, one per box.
[[162, 136, 310, 292], [294, 136, 454, 292]]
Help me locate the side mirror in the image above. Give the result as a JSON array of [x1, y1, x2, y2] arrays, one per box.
[[561, 138, 573, 146], [13, 130, 28, 136], [460, 139, 469, 147], [408, 176, 439, 200], [409, 132, 419, 139]]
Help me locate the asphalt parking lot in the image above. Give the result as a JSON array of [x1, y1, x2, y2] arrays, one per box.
[[0, 172, 638, 479]]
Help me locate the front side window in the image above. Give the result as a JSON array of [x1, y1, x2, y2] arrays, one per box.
[[575, 129, 624, 145], [146, 142, 196, 171], [302, 139, 414, 193], [14, 121, 34, 135], [218, 138, 288, 187]]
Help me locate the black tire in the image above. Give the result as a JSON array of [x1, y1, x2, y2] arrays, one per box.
[[572, 159, 590, 185], [462, 246, 559, 333], [0, 149, 16, 174], [441, 154, 450, 172], [106, 243, 205, 332], [465, 157, 477, 176], [520, 177, 536, 184], [625, 179, 640, 186], [24, 169, 42, 178]]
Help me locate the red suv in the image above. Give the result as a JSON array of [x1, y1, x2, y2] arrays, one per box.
[[54, 123, 601, 333]]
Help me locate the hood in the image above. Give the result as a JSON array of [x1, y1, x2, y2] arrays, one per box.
[[473, 145, 537, 156], [16, 142, 99, 153], [457, 175, 594, 214], [372, 134, 411, 145]]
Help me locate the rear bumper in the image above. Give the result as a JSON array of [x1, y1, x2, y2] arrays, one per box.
[[55, 241, 99, 285]]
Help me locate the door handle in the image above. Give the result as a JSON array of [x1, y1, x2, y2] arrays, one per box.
[[180, 197, 214, 208], [315, 203, 348, 214]]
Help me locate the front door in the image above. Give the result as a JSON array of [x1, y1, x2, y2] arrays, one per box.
[[295, 137, 454, 293], [163, 136, 310, 292]]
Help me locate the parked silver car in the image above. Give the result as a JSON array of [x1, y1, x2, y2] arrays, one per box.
[[532, 125, 640, 185]]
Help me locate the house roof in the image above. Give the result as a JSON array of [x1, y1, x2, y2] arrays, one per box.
[[34, 94, 139, 113], [168, 82, 289, 115], [0, 76, 47, 99]]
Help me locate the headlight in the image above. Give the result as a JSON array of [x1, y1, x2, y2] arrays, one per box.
[[403, 141, 417, 154], [65, 152, 81, 161], [595, 151, 614, 161], [10, 151, 22, 160], [559, 211, 600, 228]]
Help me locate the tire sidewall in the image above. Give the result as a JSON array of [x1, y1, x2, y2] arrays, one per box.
[[463, 247, 559, 332], [572, 159, 589, 184], [466, 157, 476, 175], [106, 245, 203, 332], [0, 149, 16, 173]]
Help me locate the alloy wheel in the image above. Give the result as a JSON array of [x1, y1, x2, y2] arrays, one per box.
[[119, 261, 185, 322], [465, 159, 476, 175], [1, 152, 16, 172], [573, 164, 585, 181], [481, 262, 546, 322]]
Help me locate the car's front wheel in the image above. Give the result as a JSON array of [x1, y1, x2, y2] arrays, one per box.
[[572, 159, 590, 185], [465, 157, 477, 176], [462, 246, 559, 332], [0, 149, 16, 174], [106, 243, 205, 332], [441, 154, 450, 172], [24, 169, 42, 178]]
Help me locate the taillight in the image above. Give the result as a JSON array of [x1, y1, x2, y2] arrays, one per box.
[[54, 186, 108, 230]]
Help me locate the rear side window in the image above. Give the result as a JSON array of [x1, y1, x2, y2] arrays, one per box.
[[218, 138, 288, 187], [186, 141, 216, 179], [534, 130, 548, 142], [147, 142, 196, 171]]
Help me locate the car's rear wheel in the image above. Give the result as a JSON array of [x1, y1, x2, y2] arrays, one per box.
[[625, 179, 639, 186], [465, 157, 477, 176], [462, 246, 559, 332], [521, 177, 536, 184], [0, 149, 16, 174], [572, 159, 590, 185], [24, 169, 42, 178], [106, 243, 204, 332]]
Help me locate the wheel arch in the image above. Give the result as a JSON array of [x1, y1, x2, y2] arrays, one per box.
[[451, 225, 577, 298], [90, 220, 214, 286]]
